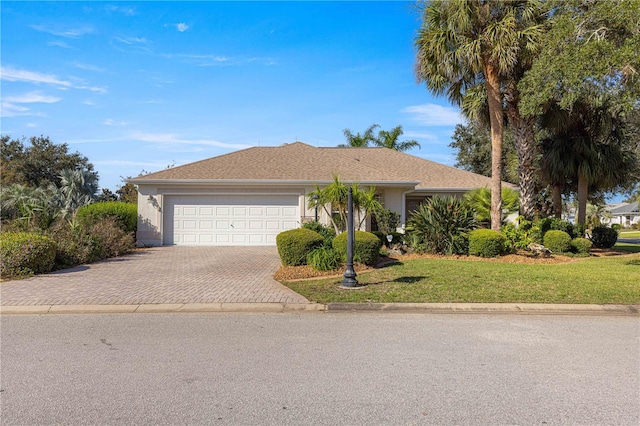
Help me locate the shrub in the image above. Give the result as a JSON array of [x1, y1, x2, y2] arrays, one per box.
[[77, 201, 138, 234], [452, 233, 469, 255], [332, 230, 382, 266], [406, 195, 477, 255], [0, 232, 56, 277], [538, 217, 577, 239], [276, 228, 324, 266], [590, 225, 618, 249], [468, 229, 507, 258], [543, 230, 572, 253], [611, 224, 623, 232], [302, 221, 336, 248], [571, 237, 593, 254], [372, 230, 403, 247], [46, 217, 135, 269], [373, 208, 400, 236], [306, 247, 342, 271]]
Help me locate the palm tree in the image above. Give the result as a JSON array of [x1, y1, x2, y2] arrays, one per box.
[[54, 169, 99, 219], [373, 125, 421, 152], [339, 124, 380, 148], [415, 0, 543, 230]]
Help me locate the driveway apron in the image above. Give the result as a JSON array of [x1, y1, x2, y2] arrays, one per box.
[[0, 247, 309, 306]]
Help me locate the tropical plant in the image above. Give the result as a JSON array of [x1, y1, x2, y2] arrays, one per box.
[[373, 125, 420, 152], [339, 124, 380, 148], [373, 208, 401, 237], [463, 187, 520, 225], [0, 184, 59, 229], [53, 169, 99, 220], [307, 176, 382, 233], [415, 0, 545, 229], [406, 195, 477, 255]]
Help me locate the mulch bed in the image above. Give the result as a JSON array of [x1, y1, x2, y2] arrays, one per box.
[[274, 248, 632, 282]]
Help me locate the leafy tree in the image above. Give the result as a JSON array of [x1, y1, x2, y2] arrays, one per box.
[[97, 188, 119, 202], [339, 124, 380, 148], [116, 182, 138, 204], [308, 176, 382, 233], [373, 125, 421, 152], [1, 135, 97, 189], [449, 122, 519, 184], [415, 0, 544, 230]]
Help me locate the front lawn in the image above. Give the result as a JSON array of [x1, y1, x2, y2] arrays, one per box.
[[281, 253, 640, 305], [619, 230, 640, 239]]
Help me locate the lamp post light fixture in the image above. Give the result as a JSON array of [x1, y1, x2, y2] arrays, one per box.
[[386, 234, 393, 248], [312, 194, 320, 222], [341, 187, 358, 288]]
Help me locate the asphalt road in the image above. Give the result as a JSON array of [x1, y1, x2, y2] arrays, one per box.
[[1, 313, 639, 425]]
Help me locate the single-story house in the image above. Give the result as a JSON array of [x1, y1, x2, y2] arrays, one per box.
[[601, 202, 639, 228], [128, 142, 497, 246]]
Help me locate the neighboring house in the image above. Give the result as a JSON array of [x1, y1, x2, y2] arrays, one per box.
[[128, 142, 500, 246], [601, 202, 640, 228]]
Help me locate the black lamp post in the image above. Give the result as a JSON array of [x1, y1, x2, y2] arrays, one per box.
[[341, 187, 358, 288], [312, 194, 319, 222]]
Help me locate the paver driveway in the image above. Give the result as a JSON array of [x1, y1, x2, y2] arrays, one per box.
[[0, 247, 309, 306]]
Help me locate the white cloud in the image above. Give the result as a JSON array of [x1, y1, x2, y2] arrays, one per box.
[[114, 36, 148, 45], [48, 40, 72, 49], [400, 103, 463, 127], [26, 123, 37, 128], [176, 23, 189, 32], [1, 102, 30, 117], [103, 118, 128, 126], [4, 91, 61, 104], [105, 5, 136, 16], [130, 132, 252, 150], [31, 24, 94, 38], [1, 66, 72, 87], [71, 61, 105, 72], [83, 100, 97, 106]]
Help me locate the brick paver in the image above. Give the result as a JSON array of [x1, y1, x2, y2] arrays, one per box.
[[0, 247, 309, 306]]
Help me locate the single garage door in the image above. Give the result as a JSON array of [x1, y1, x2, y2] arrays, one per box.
[[163, 194, 299, 246]]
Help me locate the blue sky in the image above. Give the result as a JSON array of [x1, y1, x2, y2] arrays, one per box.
[[1, 1, 464, 192]]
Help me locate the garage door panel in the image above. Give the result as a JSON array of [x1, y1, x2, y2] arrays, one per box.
[[164, 194, 299, 246]]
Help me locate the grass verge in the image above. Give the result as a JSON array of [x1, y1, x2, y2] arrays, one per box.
[[281, 253, 640, 304], [615, 243, 640, 253]]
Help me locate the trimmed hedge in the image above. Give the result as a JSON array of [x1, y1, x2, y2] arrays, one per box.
[[1, 232, 56, 277], [571, 237, 593, 254], [543, 230, 572, 253], [77, 201, 138, 234], [276, 228, 324, 266], [468, 229, 506, 258], [590, 226, 618, 249], [332, 230, 382, 266]]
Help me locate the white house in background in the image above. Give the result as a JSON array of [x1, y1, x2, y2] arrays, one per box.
[[128, 142, 507, 247], [601, 202, 639, 228]]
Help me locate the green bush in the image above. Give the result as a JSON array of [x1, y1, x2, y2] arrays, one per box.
[[306, 247, 342, 271], [590, 225, 618, 249], [46, 217, 135, 269], [452, 233, 470, 255], [302, 221, 336, 247], [406, 195, 477, 255], [372, 231, 403, 247], [571, 237, 593, 254], [0, 232, 56, 277], [538, 217, 577, 239], [611, 224, 623, 232], [543, 230, 572, 253], [77, 201, 138, 234], [468, 229, 507, 258], [276, 228, 324, 266], [332, 230, 382, 266]]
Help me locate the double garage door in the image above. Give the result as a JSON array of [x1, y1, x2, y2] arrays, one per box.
[[164, 194, 299, 246]]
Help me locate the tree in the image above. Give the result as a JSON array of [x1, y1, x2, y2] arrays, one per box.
[[415, 0, 544, 230], [373, 125, 421, 152], [463, 187, 520, 225], [339, 124, 380, 148], [1, 135, 97, 189], [449, 122, 519, 184], [539, 100, 639, 225], [307, 176, 382, 233], [54, 169, 99, 220], [116, 182, 138, 204]]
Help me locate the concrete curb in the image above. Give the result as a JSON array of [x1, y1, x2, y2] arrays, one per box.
[[326, 303, 640, 316], [0, 303, 327, 315]]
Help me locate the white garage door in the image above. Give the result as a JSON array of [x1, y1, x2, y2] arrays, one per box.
[[163, 194, 299, 246]]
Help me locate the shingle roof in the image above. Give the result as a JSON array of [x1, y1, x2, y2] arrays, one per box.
[[609, 202, 639, 214], [130, 142, 498, 190]]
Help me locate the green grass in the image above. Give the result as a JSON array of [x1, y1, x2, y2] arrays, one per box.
[[615, 243, 640, 253], [281, 254, 640, 305], [619, 230, 640, 239]]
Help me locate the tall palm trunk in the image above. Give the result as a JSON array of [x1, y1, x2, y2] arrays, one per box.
[[576, 174, 589, 226], [551, 184, 563, 219], [506, 110, 537, 219], [484, 64, 503, 231]]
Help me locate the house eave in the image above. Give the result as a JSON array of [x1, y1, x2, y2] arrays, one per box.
[[127, 178, 421, 187]]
